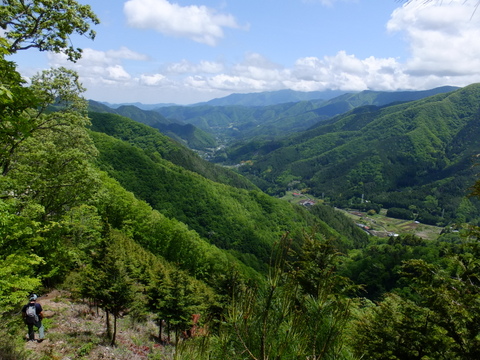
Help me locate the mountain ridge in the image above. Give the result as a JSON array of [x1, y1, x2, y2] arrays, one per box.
[[228, 84, 480, 225], [154, 86, 459, 142]]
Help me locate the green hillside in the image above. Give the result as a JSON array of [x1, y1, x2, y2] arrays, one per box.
[[88, 112, 368, 269], [2, 55, 370, 359], [5, 3, 480, 359], [230, 84, 480, 225], [89, 101, 217, 150], [89, 112, 256, 191]]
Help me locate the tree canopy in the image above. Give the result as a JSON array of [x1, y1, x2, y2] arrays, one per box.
[[0, 0, 99, 61]]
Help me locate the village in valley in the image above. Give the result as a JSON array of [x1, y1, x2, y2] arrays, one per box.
[[282, 190, 443, 240]]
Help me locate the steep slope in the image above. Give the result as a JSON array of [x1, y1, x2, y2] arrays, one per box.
[[88, 112, 368, 269], [88, 101, 216, 150], [233, 84, 480, 225], [89, 112, 255, 191]]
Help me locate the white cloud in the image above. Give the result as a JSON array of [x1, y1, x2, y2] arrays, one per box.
[[107, 47, 150, 61], [43, 0, 480, 105], [156, 52, 408, 95], [47, 47, 147, 85], [123, 0, 242, 46], [140, 73, 167, 86], [232, 53, 285, 82], [166, 59, 225, 74], [288, 52, 408, 91], [388, 0, 480, 76]]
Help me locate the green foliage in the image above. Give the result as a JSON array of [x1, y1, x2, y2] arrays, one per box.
[[0, 0, 99, 61], [352, 293, 453, 359], [79, 231, 135, 346], [309, 203, 370, 249], [0, 3, 103, 327], [350, 234, 480, 359], [340, 235, 443, 300], [89, 117, 327, 268], [0, 253, 43, 314], [89, 112, 256, 190], [3, 3, 480, 358], [0, 335, 29, 360], [0, 57, 39, 176], [195, 232, 357, 360], [386, 207, 414, 220], [233, 85, 480, 223], [91, 172, 260, 282]]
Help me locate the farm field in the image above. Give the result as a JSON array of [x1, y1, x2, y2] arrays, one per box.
[[338, 208, 443, 240], [281, 191, 442, 241]]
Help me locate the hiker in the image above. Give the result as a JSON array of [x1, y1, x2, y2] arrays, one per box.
[[22, 294, 45, 342]]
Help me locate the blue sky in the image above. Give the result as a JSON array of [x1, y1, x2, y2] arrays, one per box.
[[10, 0, 480, 104]]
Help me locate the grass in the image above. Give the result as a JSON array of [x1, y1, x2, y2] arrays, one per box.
[[339, 208, 442, 240], [281, 190, 443, 240], [15, 290, 172, 360]]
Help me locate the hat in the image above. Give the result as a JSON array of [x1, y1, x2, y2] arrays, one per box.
[[29, 294, 38, 301]]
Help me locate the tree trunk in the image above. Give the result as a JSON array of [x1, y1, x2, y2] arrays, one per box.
[[111, 313, 117, 346], [106, 310, 111, 338], [158, 319, 163, 343]]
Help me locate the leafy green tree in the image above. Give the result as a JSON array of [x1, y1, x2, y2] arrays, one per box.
[[214, 232, 356, 360], [162, 270, 209, 344], [0, 67, 100, 284], [0, 0, 99, 61], [352, 242, 480, 359], [79, 232, 134, 346], [0, 253, 43, 314], [401, 252, 480, 359], [147, 265, 172, 342], [352, 293, 453, 359], [0, 56, 38, 176]]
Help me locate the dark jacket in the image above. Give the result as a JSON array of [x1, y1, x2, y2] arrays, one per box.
[[22, 302, 43, 323]]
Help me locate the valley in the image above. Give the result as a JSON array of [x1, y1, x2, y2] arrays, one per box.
[[2, 3, 480, 357]]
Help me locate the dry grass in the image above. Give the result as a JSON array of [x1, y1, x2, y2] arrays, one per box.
[[21, 290, 174, 360]]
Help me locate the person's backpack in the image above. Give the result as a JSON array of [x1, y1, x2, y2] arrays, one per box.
[[25, 304, 38, 324]]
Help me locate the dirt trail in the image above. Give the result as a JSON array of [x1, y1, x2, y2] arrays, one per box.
[[21, 289, 164, 359]]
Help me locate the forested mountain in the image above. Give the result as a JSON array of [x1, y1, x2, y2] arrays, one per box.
[[88, 112, 256, 191], [100, 101, 176, 110], [89, 100, 217, 150], [88, 112, 368, 270], [226, 84, 480, 225], [199, 88, 347, 106], [154, 86, 458, 142], [4, 2, 480, 360]]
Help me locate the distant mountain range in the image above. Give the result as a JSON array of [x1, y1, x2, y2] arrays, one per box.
[[97, 89, 347, 109], [228, 84, 480, 225], [98, 101, 177, 110], [99, 87, 458, 109], [153, 86, 459, 141], [92, 86, 461, 152], [88, 84, 480, 226], [198, 89, 348, 106]]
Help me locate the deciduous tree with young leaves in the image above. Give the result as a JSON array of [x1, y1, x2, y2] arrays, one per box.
[[0, 0, 99, 61], [0, 0, 99, 325]]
